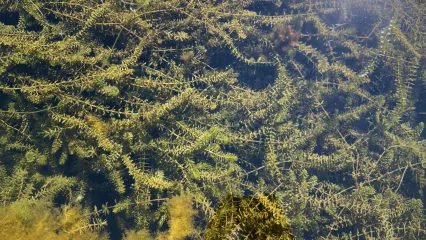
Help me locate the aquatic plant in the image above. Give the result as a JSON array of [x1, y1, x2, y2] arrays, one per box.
[[0, 199, 108, 239], [204, 193, 293, 239], [0, 0, 425, 239]]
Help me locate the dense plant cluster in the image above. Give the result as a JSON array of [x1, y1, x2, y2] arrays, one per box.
[[205, 194, 293, 239], [0, 0, 425, 239]]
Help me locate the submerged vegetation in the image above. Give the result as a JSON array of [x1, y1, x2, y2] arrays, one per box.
[[205, 194, 293, 239], [0, 0, 425, 239]]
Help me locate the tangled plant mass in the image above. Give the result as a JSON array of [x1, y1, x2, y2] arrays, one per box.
[[0, 0, 426, 239]]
